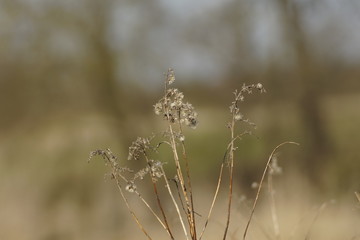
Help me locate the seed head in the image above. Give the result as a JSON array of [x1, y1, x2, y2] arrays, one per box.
[[154, 102, 163, 115], [179, 134, 185, 142], [256, 83, 266, 93], [234, 113, 243, 121], [125, 182, 137, 193], [166, 68, 175, 85]]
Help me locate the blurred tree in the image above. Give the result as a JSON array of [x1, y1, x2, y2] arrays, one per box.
[[0, 0, 128, 142], [276, 0, 333, 184], [76, 0, 123, 122]]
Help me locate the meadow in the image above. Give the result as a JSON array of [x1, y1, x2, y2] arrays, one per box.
[[86, 69, 360, 240]]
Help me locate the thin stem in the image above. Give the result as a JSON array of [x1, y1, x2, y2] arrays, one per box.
[[135, 191, 167, 231], [168, 125, 193, 230], [199, 162, 224, 240], [161, 166, 190, 240], [151, 183, 174, 239], [102, 151, 168, 239], [173, 178, 188, 215], [237, 200, 274, 240], [223, 114, 236, 240], [179, 120, 197, 239], [144, 155, 174, 239], [113, 175, 152, 240], [163, 73, 193, 238], [243, 142, 299, 240], [200, 135, 243, 240]]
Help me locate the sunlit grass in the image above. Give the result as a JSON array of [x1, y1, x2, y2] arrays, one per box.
[[88, 69, 360, 240]]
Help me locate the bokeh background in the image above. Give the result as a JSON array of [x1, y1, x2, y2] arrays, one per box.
[[1, 0, 359, 239]]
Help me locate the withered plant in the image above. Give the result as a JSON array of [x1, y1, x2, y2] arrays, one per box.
[[89, 68, 298, 240]]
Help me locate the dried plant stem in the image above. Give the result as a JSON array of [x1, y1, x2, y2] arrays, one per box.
[[163, 77, 191, 213], [93, 151, 153, 239], [151, 182, 175, 239], [144, 155, 174, 239], [200, 135, 243, 240], [101, 151, 171, 239], [199, 162, 224, 240], [268, 173, 280, 239], [135, 191, 167, 231], [168, 125, 194, 233], [161, 166, 190, 240], [179, 124, 197, 239], [236, 203, 273, 240], [113, 175, 153, 240], [161, 70, 198, 239], [243, 141, 299, 240], [223, 154, 234, 240], [223, 115, 237, 240], [168, 125, 187, 198], [173, 178, 188, 215], [223, 84, 265, 240]]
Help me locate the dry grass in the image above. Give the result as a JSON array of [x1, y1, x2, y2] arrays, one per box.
[[89, 69, 360, 240]]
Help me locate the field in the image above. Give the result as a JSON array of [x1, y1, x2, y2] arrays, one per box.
[[1, 72, 359, 240]]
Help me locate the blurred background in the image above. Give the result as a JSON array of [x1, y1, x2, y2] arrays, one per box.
[[1, 0, 359, 239]]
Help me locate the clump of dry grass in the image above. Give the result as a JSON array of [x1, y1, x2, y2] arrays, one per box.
[[89, 69, 356, 240]]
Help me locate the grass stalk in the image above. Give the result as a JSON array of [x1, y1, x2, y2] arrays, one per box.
[[200, 134, 244, 240], [113, 175, 153, 240], [179, 123, 197, 239], [199, 160, 225, 240], [223, 129, 235, 240], [144, 154, 174, 239], [243, 141, 299, 240], [161, 166, 190, 240], [162, 83, 195, 238], [168, 125, 193, 223]]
